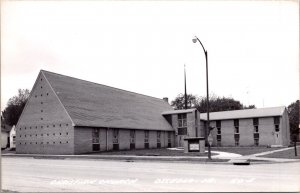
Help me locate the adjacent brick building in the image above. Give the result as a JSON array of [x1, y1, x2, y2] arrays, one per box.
[[200, 107, 290, 147], [15, 70, 290, 154]]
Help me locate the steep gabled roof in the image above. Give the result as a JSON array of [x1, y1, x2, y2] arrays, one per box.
[[41, 70, 174, 131], [200, 106, 286, 121]]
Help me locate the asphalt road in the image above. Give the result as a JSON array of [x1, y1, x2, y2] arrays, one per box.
[[2, 157, 300, 192]]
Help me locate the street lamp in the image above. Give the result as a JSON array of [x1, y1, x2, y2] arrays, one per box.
[[192, 36, 212, 160]]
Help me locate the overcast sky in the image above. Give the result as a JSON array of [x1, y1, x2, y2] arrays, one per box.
[[1, 1, 299, 111]]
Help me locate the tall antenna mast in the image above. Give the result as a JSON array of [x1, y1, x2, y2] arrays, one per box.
[[184, 64, 188, 109]]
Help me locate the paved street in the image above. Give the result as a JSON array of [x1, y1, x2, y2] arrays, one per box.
[[2, 157, 300, 192]]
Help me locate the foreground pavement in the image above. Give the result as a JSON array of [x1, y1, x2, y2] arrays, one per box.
[[2, 157, 300, 192]]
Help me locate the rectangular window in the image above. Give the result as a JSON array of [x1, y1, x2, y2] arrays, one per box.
[[167, 132, 172, 148], [254, 139, 259, 146], [275, 124, 280, 132], [178, 127, 187, 135], [178, 113, 187, 128], [254, 133, 259, 139], [144, 131, 149, 148], [216, 120, 221, 135], [217, 134, 221, 141], [130, 130, 135, 143], [274, 116, 280, 125], [92, 128, 100, 151], [235, 138, 239, 146], [235, 127, 239, 134], [130, 130, 135, 149], [157, 131, 161, 148], [113, 129, 119, 144], [216, 120, 221, 128], [92, 128, 100, 144], [253, 118, 259, 126], [234, 119, 239, 127], [157, 131, 161, 143], [254, 125, 259, 133], [217, 140, 221, 147], [274, 116, 280, 132]]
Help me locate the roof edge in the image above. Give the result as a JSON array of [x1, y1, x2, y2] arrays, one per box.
[[40, 69, 170, 104]]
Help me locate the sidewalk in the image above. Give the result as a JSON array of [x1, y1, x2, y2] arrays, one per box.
[[2, 147, 299, 164], [228, 146, 300, 163]]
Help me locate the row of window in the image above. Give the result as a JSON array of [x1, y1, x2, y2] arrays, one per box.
[[216, 117, 280, 128], [19, 141, 69, 145], [19, 124, 69, 130], [19, 132, 69, 138], [92, 141, 171, 151], [92, 129, 172, 145]]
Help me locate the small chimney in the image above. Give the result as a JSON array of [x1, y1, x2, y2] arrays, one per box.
[[163, 97, 169, 103]]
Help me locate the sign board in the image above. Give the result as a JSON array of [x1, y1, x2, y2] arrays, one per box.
[[208, 134, 213, 146], [189, 143, 200, 151]]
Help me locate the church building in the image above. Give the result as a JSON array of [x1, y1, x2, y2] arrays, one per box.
[[15, 70, 290, 154]]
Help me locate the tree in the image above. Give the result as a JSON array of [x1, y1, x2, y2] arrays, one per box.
[[170, 94, 197, 110], [2, 89, 30, 126], [288, 100, 299, 142], [171, 93, 256, 112]]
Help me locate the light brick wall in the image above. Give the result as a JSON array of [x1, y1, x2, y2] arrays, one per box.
[[119, 129, 130, 150], [210, 116, 289, 147], [135, 130, 144, 149], [16, 72, 74, 155], [149, 130, 157, 148]]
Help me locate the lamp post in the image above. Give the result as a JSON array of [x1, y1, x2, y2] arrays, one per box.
[[192, 36, 212, 160]]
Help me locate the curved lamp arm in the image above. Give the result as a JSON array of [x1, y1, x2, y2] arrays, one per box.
[[192, 36, 207, 54]]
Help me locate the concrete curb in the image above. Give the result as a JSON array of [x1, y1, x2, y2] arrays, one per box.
[[2, 153, 299, 165], [1, 153, 231, 164]]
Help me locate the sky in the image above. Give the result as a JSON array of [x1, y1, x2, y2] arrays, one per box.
[[1, 0, 299, 111]]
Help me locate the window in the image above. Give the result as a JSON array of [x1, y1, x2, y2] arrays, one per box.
[[157, 131, 161, 148], [253, 118, 259, 133], [217, 135, 221, 141], [274, 116, 280, 125], [113, 129, 119, 144], [92, 128, 100, 151], [234, 119, 239, 133], [144, 130, 149, 149], [275, 124, 280, 132], [167, 132, 172, 148], [216, 120, 221, 128], [274, 116, 280, 132], [235, 139, 239, 146], [253, 118, 259, 126], [234, 133, 239, 146], [130, 130, 135, 149], [178, 127, 187, 135], [178, 113, 187, 128], [254, 139, 259, 146], [234, 119, 239, 127], [235, 127, 239, 134], [254, 126, 259, 133]]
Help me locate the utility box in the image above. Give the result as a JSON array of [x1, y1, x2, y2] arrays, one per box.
[[183, 137, 205, 153]]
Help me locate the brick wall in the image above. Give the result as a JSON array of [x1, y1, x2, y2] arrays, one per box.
[[210, 116, 289, 147], [16, 72, 74, 155]]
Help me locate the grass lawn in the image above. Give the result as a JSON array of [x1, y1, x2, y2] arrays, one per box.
[[210, 146, 283, 156], [258, 146, 300, 159]]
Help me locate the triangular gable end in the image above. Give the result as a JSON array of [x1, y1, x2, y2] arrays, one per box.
[[16, 71, 74, 130]]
